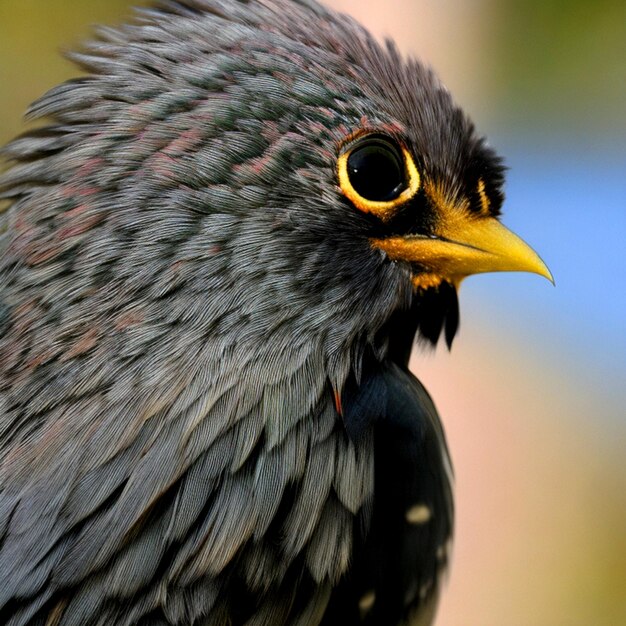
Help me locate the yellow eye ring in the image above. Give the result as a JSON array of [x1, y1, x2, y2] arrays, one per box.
[[337, 134, 420, 221]]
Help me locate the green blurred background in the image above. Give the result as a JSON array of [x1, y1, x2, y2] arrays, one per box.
[[1, 1, 624, 624]]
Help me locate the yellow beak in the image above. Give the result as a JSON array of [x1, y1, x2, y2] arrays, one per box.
[[372, 211, 553, 284]]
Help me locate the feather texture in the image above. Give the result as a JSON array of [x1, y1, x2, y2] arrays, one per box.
[[0, 0, 506, 624]]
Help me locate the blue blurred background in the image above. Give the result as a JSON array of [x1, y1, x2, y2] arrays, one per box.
[[1, 1, 624, 624]]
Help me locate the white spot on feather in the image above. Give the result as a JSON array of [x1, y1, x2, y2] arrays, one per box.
[[358, 590, 376, 616], [405, 503, 432, 524]]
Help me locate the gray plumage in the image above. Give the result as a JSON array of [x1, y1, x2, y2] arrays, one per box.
[[0, 0, 523, 623]]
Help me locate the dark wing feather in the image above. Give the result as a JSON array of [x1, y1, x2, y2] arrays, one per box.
[[323, 360, 453, 626]]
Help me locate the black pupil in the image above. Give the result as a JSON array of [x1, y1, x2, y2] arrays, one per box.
[[346, 140, 406, 202]]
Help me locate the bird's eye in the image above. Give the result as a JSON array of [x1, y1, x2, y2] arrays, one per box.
[[337, 134, 420, 220], [347, 139, 405, 201]]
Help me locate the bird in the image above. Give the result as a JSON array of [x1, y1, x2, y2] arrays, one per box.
[[0, 0, 552, 624]]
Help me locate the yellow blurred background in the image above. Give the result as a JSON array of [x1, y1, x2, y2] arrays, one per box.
[[1, 1, 625, 624]]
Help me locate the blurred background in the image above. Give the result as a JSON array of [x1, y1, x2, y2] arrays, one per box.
[[0, 1, 624, 624]]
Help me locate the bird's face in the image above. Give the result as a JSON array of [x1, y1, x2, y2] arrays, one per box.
[[336, 128, 550, 291]]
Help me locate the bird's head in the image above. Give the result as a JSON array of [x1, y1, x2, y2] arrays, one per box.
[[0, 0, 552, 388]]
